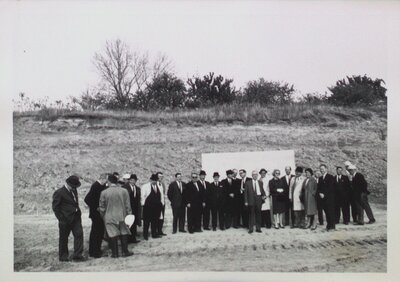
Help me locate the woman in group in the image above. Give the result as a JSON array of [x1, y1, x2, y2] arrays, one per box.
[[269, 169, 287, 229], [302, 168, 318, 230]]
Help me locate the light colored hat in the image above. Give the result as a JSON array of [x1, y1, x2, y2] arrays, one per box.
[[348, 164, 357, 170], [125, 215, 135, 228], [344, 161, 353, 166], [122, 173, 131, 180]]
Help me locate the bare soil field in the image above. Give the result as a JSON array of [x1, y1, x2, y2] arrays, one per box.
[[14, 204, 387, 272], [13, 111, 387, 272]]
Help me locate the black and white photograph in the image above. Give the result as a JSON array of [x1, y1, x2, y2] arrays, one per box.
[[2, 0, 400, 280]]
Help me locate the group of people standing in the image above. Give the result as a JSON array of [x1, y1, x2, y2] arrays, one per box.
[[51, 161, 375, 262]]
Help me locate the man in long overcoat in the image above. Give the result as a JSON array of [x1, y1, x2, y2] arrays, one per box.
[[99, 175, 133, 258]]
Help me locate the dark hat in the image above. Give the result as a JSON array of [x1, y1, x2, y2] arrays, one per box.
[[66, 175, 81, 188], [259, 168, 267, 174], [150, 174, 158, 181], [113, 172, 120, 176], [213, 172, 220, 177], [199, 170, 206, 176], [226, 169, 234, 175], [130, 174, 138, 181], [305, 168, 314, 175], [295, 166, 304, 173], [108, 174, 118, 184]]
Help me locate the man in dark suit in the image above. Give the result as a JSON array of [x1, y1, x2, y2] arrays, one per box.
[[209, 172, 226, 231], [122, 174, 142, 243], [156, 172, 167, 236], [221, 170, 236, 229], [344, 161, 359, 223], [198, 170, 211, 230], [184, 172, 205, 233], [348, 165, 376, 225], [141, 174, 163, 240], [231, 169, 242, 228], [238, 169, 252, 228], [167, 173, 187, 233], [84, 174, 108, 258], [314, 171, 324, 225], [52, 175, 85, 262], [334, 167, 351, 224], [281, 166, 294, 226], [317, 164, 336, 231], [244, 170, 267, 233]]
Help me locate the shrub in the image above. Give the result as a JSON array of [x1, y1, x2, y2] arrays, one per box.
[[132, 72, 187, 110], [241, 78, 295, 105], [186, 72, 238, 108], [328, 75, 387, 106]]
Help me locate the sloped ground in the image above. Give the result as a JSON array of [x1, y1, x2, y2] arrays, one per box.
[[13, 112, 387, 272], [14, 203, 386, 272]]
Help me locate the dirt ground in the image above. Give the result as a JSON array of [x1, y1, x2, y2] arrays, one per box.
[[13, 115, 387, 272], [14, 203, 387, 272]]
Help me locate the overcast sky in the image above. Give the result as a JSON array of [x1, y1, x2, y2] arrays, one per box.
[[4, 1, 400, 102]]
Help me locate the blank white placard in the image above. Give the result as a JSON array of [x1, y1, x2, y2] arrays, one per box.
[[201, 150, 296, 181]]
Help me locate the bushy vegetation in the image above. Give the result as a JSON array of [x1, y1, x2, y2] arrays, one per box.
[[13, 40, 388, 115], [328, 75, 387, 106]]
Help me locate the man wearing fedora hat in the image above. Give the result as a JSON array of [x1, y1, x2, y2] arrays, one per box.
[[84, 173, 108, 258], [209, 172, 226, 231], [198, 170, 211, 230], [99, 174, 133, 258], [141, 174, 163, 240], [52, 175, 85, 262], [122, 174, 142, 243], [221, 169, 236, 229], [347, 165, 375, 225]]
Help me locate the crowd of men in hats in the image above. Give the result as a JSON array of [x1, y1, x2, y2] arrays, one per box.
[[52, 161, 375, 261]]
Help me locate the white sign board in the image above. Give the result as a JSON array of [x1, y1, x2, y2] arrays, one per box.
[[201, 150, 296, 181]]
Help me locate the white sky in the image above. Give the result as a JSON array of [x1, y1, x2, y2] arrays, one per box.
[[3, 1, 400, 101]]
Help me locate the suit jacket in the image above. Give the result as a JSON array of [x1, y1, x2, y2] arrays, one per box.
[[317, 173, 335, 203], [334, 175, 351, 197], [244, 179, 266, 208], [221, 178, 236, 211], [52, 185, 81, 224], [197, 180, 210, 204], [84, 181, 107, 219], [167, 181, 186, 209], [352, 172, 369, 195], [209, 180, 226, 207], [183, 181, 205, 208], [121, 183, 141, 224]]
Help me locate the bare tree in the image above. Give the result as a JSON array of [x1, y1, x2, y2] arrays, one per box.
[[93, 39, 173, 108]]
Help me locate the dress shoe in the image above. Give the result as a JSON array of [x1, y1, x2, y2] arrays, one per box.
[[132, 239, 140, 243], [274, 225, 279, 229], [212, 227, 216, 231], [204, 227, 211, 230], [344, 222, 349, 225], [172, 230, 177, 234], [279, 224, 285, 229], [72, 256, 86, 262], [152, 235, 161, 239], [179, 230, 187, 233], [248, 230, 253, 234], [256, 229, 262, 233], [353, 222, 364, 225], [59, 258, 71, 262], [195, 229, 203, 233], [144, 236, 149, 241], [189, 231, 194, 234], [311, 225, 317, 230], [122, 251, 134, 257], [367, 219, 376, 224], [158, 232, 167, 236]]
